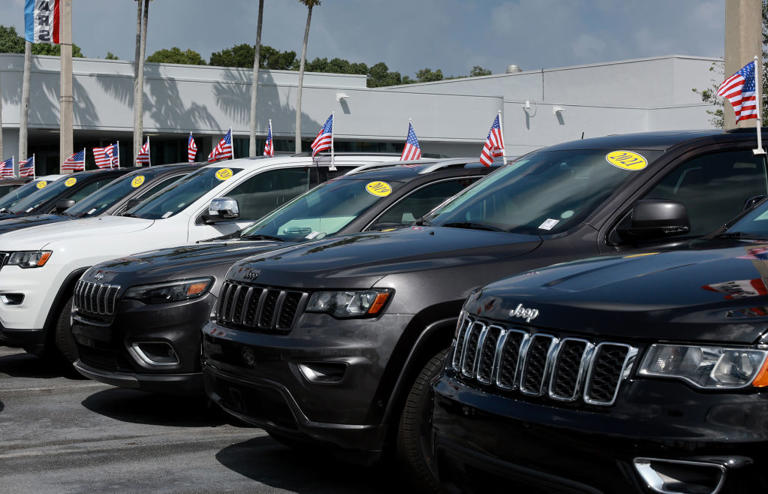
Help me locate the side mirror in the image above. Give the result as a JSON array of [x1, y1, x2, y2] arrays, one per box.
[[204, 197, 240, 223], [743, 195, 766, 212], [54, 199, 76, 213], [618, 199, 690, 241]]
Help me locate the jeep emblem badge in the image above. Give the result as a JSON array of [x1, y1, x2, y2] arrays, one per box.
[[509, 303, 539, 323], [243, 269, 260, 281], [94, 271, 104, 281]]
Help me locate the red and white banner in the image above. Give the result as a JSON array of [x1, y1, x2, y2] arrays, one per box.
[[24, 0, 60, 44]]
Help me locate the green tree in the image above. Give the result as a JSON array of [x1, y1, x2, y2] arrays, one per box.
[[0, 25, 84, 57], [261, 45, 298, 70], [147, 47, 206, 65], [470, 65, 492, 77], [367, 62, 402, 87], [105, 52, 119, 60], [415, 68, 443, 83], [210, 43, 255, 68], [295, 0, 321, 153]]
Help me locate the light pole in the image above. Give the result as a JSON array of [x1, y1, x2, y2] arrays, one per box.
[[59, 0, 73, 172]]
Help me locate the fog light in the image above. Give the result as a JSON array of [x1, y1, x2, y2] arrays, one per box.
[[297, 362, 346, 383], [633, 458, 726, 494], [128, 341, 180, 368], [0, 293, 24, 305]]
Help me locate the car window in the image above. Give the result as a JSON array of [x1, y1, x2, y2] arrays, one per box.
[[0, 179, 55, 211], [137, 174, 186, 201], [643, 150, 768, 236], [224, 168, 311, 221], [368, 177, 479, 231], [66, 179, 114, 204]]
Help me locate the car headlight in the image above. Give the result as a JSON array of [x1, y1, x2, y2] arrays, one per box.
[[7, 250, 52, 268], [124, 277, 213, 305], [305, 289, 391, 318], [639, 343, 768, 389]]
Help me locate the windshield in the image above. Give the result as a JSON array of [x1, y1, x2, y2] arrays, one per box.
[[0, 179, 58, 212], [128, 166, 243, 220], [428, 148, 663, 235], [8, 176, 81, 214], [241, 178, 391, 241], [65, 168, 168, 218], [723, 200, 768, 238]]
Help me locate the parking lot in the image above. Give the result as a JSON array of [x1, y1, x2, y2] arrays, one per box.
[[0, 346, 402, 494]]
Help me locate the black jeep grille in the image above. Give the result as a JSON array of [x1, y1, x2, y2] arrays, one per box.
[[74, 280, 120, 316], [452, 316, 637, 406], [217, 282, 308, 332]]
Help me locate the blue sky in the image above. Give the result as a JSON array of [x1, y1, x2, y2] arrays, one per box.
[[3, 0, 724, 76]]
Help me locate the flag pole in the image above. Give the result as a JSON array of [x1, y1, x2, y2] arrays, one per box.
[[116, 140, 121, 168], [229, 128, 234, 160], [498, 110, 507, 165], [329, 113, 336, 171], [147, 136, 151, 166], [753, 56, 765, 155], [268, 119, 273, 156], [32, 153, 36, 179]]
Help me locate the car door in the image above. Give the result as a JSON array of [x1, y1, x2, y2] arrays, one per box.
[[603, 147, 768, 251], [187, 167, 312, 243]]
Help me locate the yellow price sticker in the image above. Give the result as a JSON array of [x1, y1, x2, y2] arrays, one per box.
[[365, 181, 392, 197], [605, 150, 647, 171], [215, 168, 233, 181], [36, 180, 47, 190], [131, 175, 145, 188], [64, 177, 77, 187]]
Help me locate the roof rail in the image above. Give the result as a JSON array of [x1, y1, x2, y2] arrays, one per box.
[[417, 157, 487, 174], [344, 158, 442, 176]]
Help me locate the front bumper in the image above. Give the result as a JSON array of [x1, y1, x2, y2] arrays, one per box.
[[433, 374, 768, 494], [72, 293, 215, 395], [202, 311, 414, 454], [0, 324, 45, 351], [0, 264, 61, 339]]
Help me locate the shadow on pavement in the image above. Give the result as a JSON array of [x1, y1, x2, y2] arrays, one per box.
[[0, 349, 81, 380], [81, 387, 248, 427], [216, 436, 405, 493]]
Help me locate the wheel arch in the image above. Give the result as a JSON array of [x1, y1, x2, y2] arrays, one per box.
[[42, 266, 89, 345]]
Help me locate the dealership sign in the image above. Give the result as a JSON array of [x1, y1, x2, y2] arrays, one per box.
[[24, 0, 60, 44]]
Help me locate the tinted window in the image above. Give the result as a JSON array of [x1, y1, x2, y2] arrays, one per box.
[[643, 150, 768, 236], [368, 177, 478, 230], [9, 176, 87, 213], [225, 168, 310, 221], [0, 179, 57, 212]]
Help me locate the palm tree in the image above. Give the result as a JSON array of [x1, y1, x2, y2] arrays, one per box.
[[295, 0, 321, 153], [133, 0, 151, 165], [249, 0, 265, 157], [0, 66, 3, 161]]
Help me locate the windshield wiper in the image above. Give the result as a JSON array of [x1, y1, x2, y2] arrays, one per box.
[[241, 233, 284, 242], [441, 221, 508, 232], [714, 231, 768, 240]]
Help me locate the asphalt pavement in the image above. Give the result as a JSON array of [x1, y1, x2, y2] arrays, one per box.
[[0, 346, 403, 494]]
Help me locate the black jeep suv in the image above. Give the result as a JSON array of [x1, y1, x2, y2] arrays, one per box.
[[201, 129, 768, 489], [72, 160, 494, 394], [433, 197, 768, 494]]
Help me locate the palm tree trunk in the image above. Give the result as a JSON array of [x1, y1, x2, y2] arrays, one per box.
[[133, 0, 150, 165], [0, 60, 3, 161], [249, 0, 265, 158], [295, 4, 313, 153], [19, 41, 31, 162]]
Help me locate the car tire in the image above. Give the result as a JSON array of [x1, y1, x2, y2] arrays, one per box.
[[54, 296, 78, 365], [396, 348, 448, 493]]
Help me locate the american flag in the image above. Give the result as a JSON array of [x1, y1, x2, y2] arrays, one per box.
[[718, 61, 758, 123], [311, 114, 333, 157], [0, 157, 14, 178], [94, 143, 118, 169], [264, 120, 275, 157], [136, 137, 151, 166], [208, 129, 233, 162], [18, 156, 35, 178], [187, 133, 197, 162], [63, 149, 86, 171], [400, 122, 422, 161], [479, 114, 505, 167]]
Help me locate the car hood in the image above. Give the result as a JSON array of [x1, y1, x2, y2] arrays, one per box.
[[0, 215, 154, 250], [227, 227, 542, 289], [467, 241, 768, 344], [84, 239, 293, 287], [0, 214, 69, 235]]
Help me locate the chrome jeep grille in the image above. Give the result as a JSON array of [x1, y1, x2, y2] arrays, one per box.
[[452, 316, 638, 406], [74, 279, 120, 316], [217, 282, 308, 332]]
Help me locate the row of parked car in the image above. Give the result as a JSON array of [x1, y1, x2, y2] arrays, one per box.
[[1, 128, 768, 493]]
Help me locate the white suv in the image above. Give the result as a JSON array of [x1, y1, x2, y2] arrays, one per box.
[[0, 155, 397, 360]]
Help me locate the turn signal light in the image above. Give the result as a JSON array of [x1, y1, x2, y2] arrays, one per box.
[[752, 357, 768, 387], [367, 292, 391, 315]]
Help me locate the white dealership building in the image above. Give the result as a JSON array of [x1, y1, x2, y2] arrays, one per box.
[[0, 53, 721, 173]]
